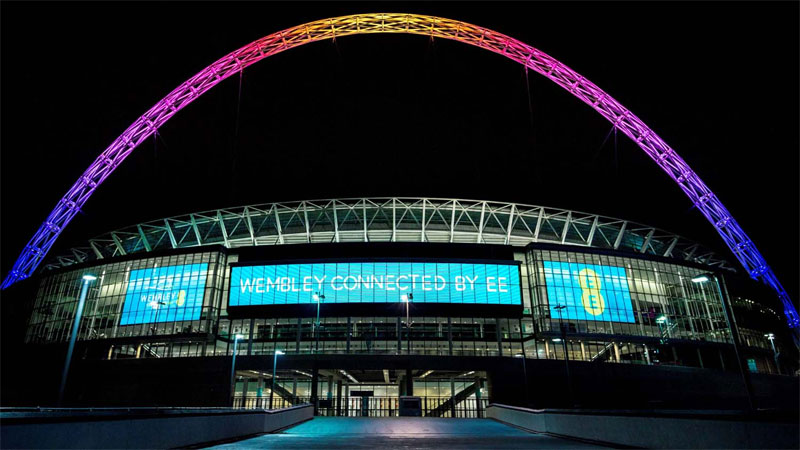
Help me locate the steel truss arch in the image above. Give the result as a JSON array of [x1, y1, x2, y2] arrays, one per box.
[[3, 13, 797, 338]]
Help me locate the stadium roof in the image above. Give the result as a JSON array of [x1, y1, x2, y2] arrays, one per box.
[[44, 198, 732, 271]]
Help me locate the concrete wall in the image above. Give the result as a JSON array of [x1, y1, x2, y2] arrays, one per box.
[[489, 358, 800, 411], [0, 404, 312, 449], [486, 404, 799, 449]]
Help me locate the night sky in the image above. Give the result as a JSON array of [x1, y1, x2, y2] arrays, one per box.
[[1, 2, 797, 307]]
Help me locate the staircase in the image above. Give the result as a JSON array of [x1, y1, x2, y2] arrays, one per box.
[[426, 382, 479, 417]]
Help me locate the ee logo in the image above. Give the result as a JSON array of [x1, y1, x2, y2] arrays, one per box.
[[578, 268, 605, 316], [176, 290, 186, 307]]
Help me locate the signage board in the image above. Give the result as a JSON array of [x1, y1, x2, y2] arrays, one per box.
[[229, 261, 522, 306], [543, 261, 635, 323], [120, 263, 208, 325]]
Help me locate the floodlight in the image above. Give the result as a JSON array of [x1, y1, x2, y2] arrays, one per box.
[[691, 274, 710, 283]]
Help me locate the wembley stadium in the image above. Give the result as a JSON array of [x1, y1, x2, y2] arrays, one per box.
[[1, 13, 797, 419], [10, 197, 794, 415]]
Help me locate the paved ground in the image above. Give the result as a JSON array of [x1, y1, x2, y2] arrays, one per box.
[[207, 417, 611, 449]]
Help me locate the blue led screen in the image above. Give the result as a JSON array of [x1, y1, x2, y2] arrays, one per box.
[[543, 261, 635, 323], [229, 262, 522, 306], [120, 263, 208, 325]]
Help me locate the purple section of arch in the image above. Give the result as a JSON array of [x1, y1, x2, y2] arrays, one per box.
[[2, 13, 796, 338]]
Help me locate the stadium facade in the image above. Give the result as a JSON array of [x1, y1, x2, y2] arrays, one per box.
[[17, 198, 794, 415]]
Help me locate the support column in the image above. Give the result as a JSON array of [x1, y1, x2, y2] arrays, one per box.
[[447, 317, 453, 356], [296, 318, 302, 353], [397, 317, 402, 354], [475, 377, 483, 418], [613, 342, 621, 362], [643, 344, 652, 365], [580, 341, 587, 361], [311, 368, 319, 415], [719, 349, 727, 371], [242, 378, 250, 409], [344, 384, 350, 417], [256, 375, 264, 408], [247, 318, 255, 355], [325, 375, 333, 416], [485, 374, 493, 404], [697, 348, 705, 369], [336, 380, 343, 416], [346, 317, 351, 354], [406, 368, 413, 396], [450, 377, 456, 418], [496, 318, 503, 356]]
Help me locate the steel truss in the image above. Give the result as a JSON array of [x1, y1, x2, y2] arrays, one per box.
[[40, 198, 731, 271], [2, 13, 796, 338]]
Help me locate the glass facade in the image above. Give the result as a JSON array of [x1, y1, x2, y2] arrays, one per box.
[[527, 248, 731, 343], [23, 246, 782, 376], [232, 374, 488, 418], [25, 252, 227, 344]]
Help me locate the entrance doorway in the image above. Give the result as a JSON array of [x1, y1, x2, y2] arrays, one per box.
[[232, 369, 488, 417]]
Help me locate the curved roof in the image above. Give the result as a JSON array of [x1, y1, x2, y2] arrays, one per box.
[[44, 198, 732, 271]]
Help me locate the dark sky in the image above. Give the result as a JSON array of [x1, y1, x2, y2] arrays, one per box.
[[1, 2, 798, 306]]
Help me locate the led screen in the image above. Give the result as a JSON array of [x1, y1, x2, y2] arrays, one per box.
[[543, 261, 635, 323], [120, 263, 208, 325], [229, 262, 522, 306]]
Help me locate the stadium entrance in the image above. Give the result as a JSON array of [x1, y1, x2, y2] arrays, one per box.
[[232, 369, 488, 417]]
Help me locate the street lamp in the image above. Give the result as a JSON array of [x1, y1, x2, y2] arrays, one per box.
[[401, 293, 413, 355], [691, 272, 755, 410], [313, 292, 325, 353], [270, 349, 285, 409], [764, 333, 780, 374], [401, 293, 413, 327], [656, 314, 669, 344], [58, 274, 97, 406], [150, 300, 167, 335], [552, 304, 574, 407], [230, 333, 245, 407]]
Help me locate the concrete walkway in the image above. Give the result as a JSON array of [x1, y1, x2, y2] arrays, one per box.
[[207, 416, 611, 449]]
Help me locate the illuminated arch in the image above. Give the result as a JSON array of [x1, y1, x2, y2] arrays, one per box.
[[3, 13, 797, 338]]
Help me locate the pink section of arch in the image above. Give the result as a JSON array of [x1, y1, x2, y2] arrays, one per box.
[[3, 13, 796, 336]]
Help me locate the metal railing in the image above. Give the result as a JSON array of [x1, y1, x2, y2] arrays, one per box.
[[232, 395, 488, 417]]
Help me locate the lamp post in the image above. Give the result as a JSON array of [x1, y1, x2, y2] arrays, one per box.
[[150, 300, 167, 335], [764, 333, 780, 374], [692, 273, 755, 411], [313, 292, 325, 354], [656, 314, 669, 344], [401, 293, 413, 354], [401, 293, 413, 327], [552, 304, 574, 407], [270, 349, 285, 409], [58, 274, 96, 406], [230, 334, 245, 407]]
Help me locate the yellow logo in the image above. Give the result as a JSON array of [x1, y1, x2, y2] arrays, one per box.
[[578, 268, 605, 316], [176, 290, 186, 307]]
